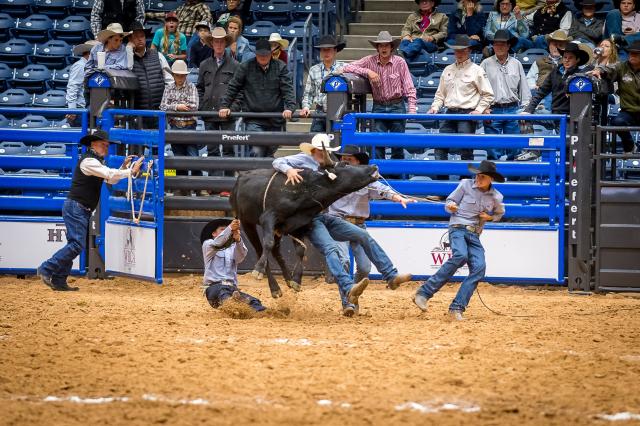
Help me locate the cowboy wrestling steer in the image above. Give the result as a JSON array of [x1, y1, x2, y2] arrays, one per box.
[[231, 161, 380, 298]]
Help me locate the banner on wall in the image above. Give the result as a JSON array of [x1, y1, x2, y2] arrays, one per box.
[[105, 221, 156, 280], [0, 220, 81, 271], [367, 225, 560, 282]]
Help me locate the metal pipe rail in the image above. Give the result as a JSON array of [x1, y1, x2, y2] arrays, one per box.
[[164, 110, 327, 119], [164, 176, 235, 191], [165, 130, 323, 146], [164, 157, 273, 171]]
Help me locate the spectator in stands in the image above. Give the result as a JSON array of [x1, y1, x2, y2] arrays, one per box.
[[480, 30, 531, 160], [188, 20, 212, 68], [594, 38, 619, 65], [85, 23, 131, 74], [591, 40, 640, 154], [428, 35, 494, 173], [152, 12, 188, 65], [197, 28, 238, 176], [447, 0, 487, 52], [528, 0, 572, 50], [38, 131, 144, 291], [604, 0, 640, 49], [526, 29, 571, 111], [343, 31, 417, 161], [90, 0, 145, 37], [484, 0, 532, 54], [161, 60, 202, 187], [216, 0, 253, 28], [523, 42, 590, 116], [516, 0, 540, 14], [226, 16, 256, 63], [129, 23, 173, 114], [568, 0, 604, 49], [300, 35, 346, 132], [269, 33, 289, 63], [219, 39, 297, 157], [399, 0, 449, 63], [65, 40, 99, 126]]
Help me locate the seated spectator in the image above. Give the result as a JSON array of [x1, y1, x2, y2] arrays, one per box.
[[528, 0, 572, 49], [604, 0, 640, 50], [484, 0, 532, 54], [85, 23, 131, 74], [218, 39, 297, 157], [226, 16, 256, 63], [269, 33, 289, 63], [594, 38, 619, 66], [90, 0, 145, 37], [526, 29, 570, 111], [523, 42, 590, 116], [568, 0, 604, 49], [66, 40, 99, 126], [447, 0, 487, 51], [152, 12, 188, 65], [160, 60, 202, 191], [516, 0, 540, 14], [216, 0, 253, 28], [399, 0, 449, 62], [300, 35, 346, 132], [591, 40, 640, 154], [189, 20, 212, 68]]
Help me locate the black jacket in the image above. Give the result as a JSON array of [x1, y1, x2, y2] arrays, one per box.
[[568, 15, 604, 44], [532, 3, 568, 36], [197, 51, 239, 122], [220, 57, 296, 128], [525, 64, 592, 114], [67, 150, 104, 210], [102, 0, 141, 32], [131, 49, 165, 111]]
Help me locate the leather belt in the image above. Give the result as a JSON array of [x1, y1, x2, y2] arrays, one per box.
[[344, 216, 366, 225], [375, 97, 403, 106], [170, 119, 196, 127], [450, 224, 481, 234], [492, 101, 518, 109], [207, 280, 236, 287], [446, 107, 474, 113]]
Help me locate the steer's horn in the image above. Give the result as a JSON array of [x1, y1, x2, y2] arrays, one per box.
[[321, 141, 335, 167]]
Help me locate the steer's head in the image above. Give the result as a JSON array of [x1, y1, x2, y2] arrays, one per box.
[[309, 161, 380, 207]]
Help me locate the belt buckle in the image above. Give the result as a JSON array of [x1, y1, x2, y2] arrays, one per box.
[[465, 225, 477, 233]]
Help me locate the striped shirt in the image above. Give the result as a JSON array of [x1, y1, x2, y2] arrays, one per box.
[[343, 55, 417, 113], [159, 81, 199, 123]]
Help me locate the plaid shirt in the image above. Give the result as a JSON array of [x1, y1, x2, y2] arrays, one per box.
[[301, 60, 345, 110], [159, 81, 200, 123], [90, 0, 145, 37], [147, 3, 212, 36]]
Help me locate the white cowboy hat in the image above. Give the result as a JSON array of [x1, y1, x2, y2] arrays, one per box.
[[72, 39, 100, 56], [368, 31, 401, 49], [171, 60, 190, 75], [205, 27, 233, 47], [268, 32, 289, 50], [96, 22, 131, 44], [299, 134, 340, 155]]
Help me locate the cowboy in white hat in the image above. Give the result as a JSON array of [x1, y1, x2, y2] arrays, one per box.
[[84, 23, 131, 73], [343, 31, 417, 163], [65, 40, 100, 125], [268, 32, 289, 63]]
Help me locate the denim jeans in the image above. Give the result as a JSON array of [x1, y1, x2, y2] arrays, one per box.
[[170, 123, 202, 176], [416, 226, 486, 312], [337, 223, 372, 283], [512, 36, 534, 53], [399, 38, 438, 61], [39, 199, 92, 286], [436, 112, 475, 179], [533, 35, 548, 50], [205, 284, 266, 311], [604, 10, 640, 46], [611, 111, 640, 153], [483, 105, 520, 160], [309, 214, 398, 307], [372, 101, 406, 160], [245, 121, 280, 157]]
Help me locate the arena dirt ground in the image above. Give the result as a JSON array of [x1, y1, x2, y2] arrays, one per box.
[[1, 274, 640, 426]]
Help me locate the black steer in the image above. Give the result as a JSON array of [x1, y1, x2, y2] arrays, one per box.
[[231, 162, 380, 298]]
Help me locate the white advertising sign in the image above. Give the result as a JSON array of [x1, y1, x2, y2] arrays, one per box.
[[105, 222, 156, 280], [0, 220, 81, 270], [367, 226, 560, 281]]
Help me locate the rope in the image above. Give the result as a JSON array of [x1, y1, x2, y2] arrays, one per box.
[[365, 174, 447, 204], [263, 172, 278, 211], [127, 160, 153, 225]]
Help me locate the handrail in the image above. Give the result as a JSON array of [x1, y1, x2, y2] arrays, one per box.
[[303, 13, 313, 71], [165, 110, 326, 119]]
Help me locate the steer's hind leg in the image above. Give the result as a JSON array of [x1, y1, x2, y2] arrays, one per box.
[[290, 230, 307, 290], [255, 213, 282, 298], [271, 233, 300, 292]]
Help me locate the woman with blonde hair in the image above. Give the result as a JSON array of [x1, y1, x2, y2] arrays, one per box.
[[151, 11, 187, 64], [447, 0, 487, 51], [595, 38, 619, 66]]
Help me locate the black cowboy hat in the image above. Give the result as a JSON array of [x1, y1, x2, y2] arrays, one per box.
[[628, 39, 640, 52], [335, 145, 370, 165], [446, 34, 472, 50], [415, 0, 441, 6], [492, 29, 518, 47], [255, 39, 271, 56], [468, 160, 505, 183], [79, 129, 110, 146], [558, 42, 590, 66], [129, 21, 152, 36], [314, 35, 346, 52], [200, 218, 233, 244]]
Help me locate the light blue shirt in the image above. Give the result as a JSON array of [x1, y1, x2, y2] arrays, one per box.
[[85, 43, 129, 74], [202, 225, 248, 286], [272, 153, 320, 174], [328, 181, 396, 219], [227, 36, 255, 63], [446, 179, 505, 230], [66, 57, 87, 109]]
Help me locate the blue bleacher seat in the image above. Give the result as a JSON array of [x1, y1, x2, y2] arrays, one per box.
[[10, 14, 54, 43], [13, 114, 51, 128], [0, 38, 35, 68], [72, 0, 95, 16], [0, 142, 29, 155], [516, 48, 548, 69], [146, 20, 164, 35], [33, 0, 73, 19], [32, 89, 67, 108], [10, 64, 53, 93], [279, 20, 319, 42], [417, 72, 441, 96], [0, 63, 14, 92], [0, 114, 10, 127], [30, 39, 72, 69], [408, 61, 435, 77], [243, 20, 279, 40], [0, 0, 35, 18], [0, 13, 15, 43], [434, 49, 456, 68], [608, 104, 620, 117], [256, 0, 295, 25], [50, 65, 71, 89], [147, 0, 180, 12], [51, 118, 71, 128], [437, 3, 458, 13], [30, 142, 66, 155], [405, 122, 426, 133], [0, 89, 33, 111], [52, 15, 91, 44]]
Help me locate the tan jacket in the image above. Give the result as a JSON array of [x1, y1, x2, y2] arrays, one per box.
[[401, 10, 449, 43]]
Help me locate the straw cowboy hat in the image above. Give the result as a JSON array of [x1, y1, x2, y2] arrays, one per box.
[[171, 60, 190, 75], [299, 133, 340, 155], [204, 27, 233, 47], [368, 31, 401, 49], [335, 145, 370, 165], [314, 34, 346, 52], [468, 160, 505, 183], [72, 39, 99, 56], [96, 22, 131, 44], [268, 33, 289, 50], [200, 219, 232, 244], [558, 42, 590, 66], [545, 29, 572, 44]]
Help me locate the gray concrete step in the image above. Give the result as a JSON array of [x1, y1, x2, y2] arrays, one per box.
[[344, 35, 377, 49], [286, 120, 312, 133], [337, 47, 376, 61], [357, 10, 409, 24], [348, 22, 405, 36], [364, 0, 416, 11]]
